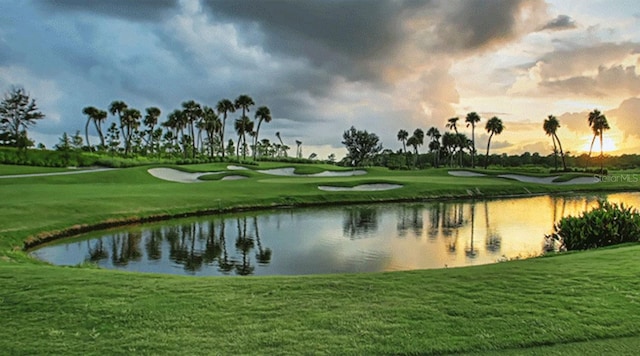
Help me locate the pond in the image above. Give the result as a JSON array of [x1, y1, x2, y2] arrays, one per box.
[[31, 192, 640, 276]]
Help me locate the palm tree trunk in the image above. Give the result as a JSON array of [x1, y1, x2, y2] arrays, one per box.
[[471, 125, 475, 168], [253, 120, 263, 160], [600, 131, 604, 174], [551, 135, 558, 170], [587, 134, 597, 169], [221, 115, 226, 159], [485, 133, 493, 169], [554, 133, 567, 171], [84, 118, 91, 149]]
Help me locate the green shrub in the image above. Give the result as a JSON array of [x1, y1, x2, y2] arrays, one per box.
[[548, 200, 640, 250]]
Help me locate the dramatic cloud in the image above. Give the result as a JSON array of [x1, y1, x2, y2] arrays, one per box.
[[1, 0, 639, 157]]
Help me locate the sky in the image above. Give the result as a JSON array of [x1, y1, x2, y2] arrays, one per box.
[[1, 0, 640, 159]]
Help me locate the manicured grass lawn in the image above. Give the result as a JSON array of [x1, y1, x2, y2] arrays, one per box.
[[0, 163, 74, 176], [1, 162, 639, 354]]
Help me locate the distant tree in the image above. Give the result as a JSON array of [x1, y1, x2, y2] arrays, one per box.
[[543, 115, 566, 171], [327, 153, 336, 163], [465, 112, 481, 168], [122, 108, 141, 156], [71, 130, 84, 150], [0, 87, 45, 148], [341, 126, 383, 167], [216, 99, 236, 159], [446, 117, 459, 134], [397, 129, 408, 153], [484, 116, 504, 169], [82, 106, 108, 150], [253, 106, 272, 160], [411, 128, 424, 154]]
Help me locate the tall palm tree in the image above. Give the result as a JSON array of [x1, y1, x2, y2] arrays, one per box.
[[216, 99, 235, 159], [543, 115, 566, 171], [234, 115, 253, 159], [484, 116, 504, 169], [143, 107, 161, 154], [465, 112, 481, 168], [82, 106, 96, 149], [587, 109, 610, 172], [109, 100, 128, 152], [122, 108, 141, 156], [201, 106, 221, 158], [446, 117, 459, 134], [234, 94, 255, 120], [426, 127, 441, 167], [446, 117, 463, 166], [397, 129, 408, 153], [411, 128, 424, 154], [253, 106, 272, 160], [181, 100, 203, 158]]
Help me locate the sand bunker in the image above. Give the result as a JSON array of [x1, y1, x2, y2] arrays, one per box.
[[227, 165, 249, 170], [448, 171, 599, 185], [448, 171, 487, 177], [221, 175, 248, 181], [318, 184, 402, 191], [148, 168, 213, 183], [258, 167, 367, 177]]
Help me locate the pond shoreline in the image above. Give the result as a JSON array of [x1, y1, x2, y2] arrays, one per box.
[[23, 188, 639, 251]]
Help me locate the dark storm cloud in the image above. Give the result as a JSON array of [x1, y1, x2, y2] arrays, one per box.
[[36, 0, 180, 21], [540, 15, 576, 31], [433, 0, 546, 53]]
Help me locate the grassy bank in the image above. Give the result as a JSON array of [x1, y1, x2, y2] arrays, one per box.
[[1, 163, 640, 354]]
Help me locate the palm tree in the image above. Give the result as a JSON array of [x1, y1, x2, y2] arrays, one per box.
[[82, 106, 96, 149], [484, 116, 504, 169], [234, 94, 255, 120], [109, 100, 128, 152], [234, 115, 253, 159], [397, 129, 408, 153], [143, 107, 161, 154], [410, 128, 424, 154], [122, 108, 141, 156], [587, 109, 610, 172], [465, 112, 481, 168], [216, 99, 235, 159], [441, 132, 457, 167], [201, 106, 221, 157], [295, 140, 302, 158], [253, 106, 272, 160], [543, 115, 566, 171], [446, 117, 459, 134], [181, 100, 203, 158], [426, 127, 441, 167]]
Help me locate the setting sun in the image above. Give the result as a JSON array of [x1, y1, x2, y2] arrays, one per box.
[[581, 136, 617, 154]]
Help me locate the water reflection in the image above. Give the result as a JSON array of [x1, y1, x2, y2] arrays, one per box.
[[31, 193, 640, 276]]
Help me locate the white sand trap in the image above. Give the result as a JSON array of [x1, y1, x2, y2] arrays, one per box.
[[227, 165, 249, 170], [221, 175, 248, 181], [148, 168, 214, 183], [318, 184, 402, 191], [448, 171, 487, 177], [448, 170, 599, 185], [498, 174, 600, 185], [258, 167, 367, 177]]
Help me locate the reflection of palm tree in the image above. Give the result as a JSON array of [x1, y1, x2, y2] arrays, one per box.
[[484, 201, 501, 254], [343, 207, 378, 239], [253, 217, 272, 265], [465, 204, 478, 258], [203, 221, 222, 264], [145, 228, 162, 260], [87, 238, 108, 262], [217, 221, 235, 274], [235, 218, 255, 276]]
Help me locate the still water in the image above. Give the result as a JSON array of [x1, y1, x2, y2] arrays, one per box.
[[31, 193, 640, 276]]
